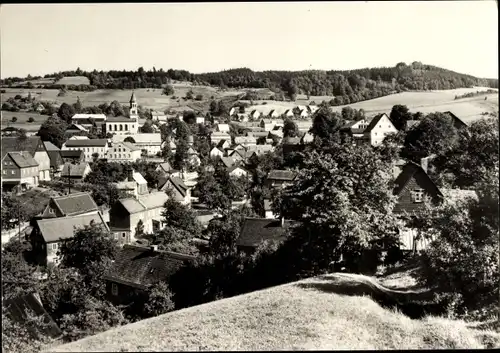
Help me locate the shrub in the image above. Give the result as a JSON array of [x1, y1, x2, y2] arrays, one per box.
[[27, 117, 35, 123], [11, 116, 17, 122]]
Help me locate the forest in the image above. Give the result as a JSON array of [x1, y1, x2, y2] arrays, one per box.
[[2, 63, 498, 106]]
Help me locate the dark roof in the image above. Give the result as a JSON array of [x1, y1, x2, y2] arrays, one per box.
[[60, 149, 84, 159], [106, 116, 136, 123], [237, 217, 299, 249], [364, 113, 389, 132], [36, 212, 109, 243], [64, 139, 108, 147], [61, 162, 90, 177], [393, 161, 442, 197], [1, 136, 45, 159], [167, 176, 188, 197], [283, 137, 301, 145], [47, 150, 63, 168], [103, 245, 196, 289], [216, 139, 229, 148], [3, 292, 62, 339], [5, 151, 39, 168], [42, 141, 60, 151], [267, 169, 297, 181], [50, 192, 99, 216], [443, 111, 468, 128], [157, 162, 174, 173], [219, 156, 236, 169]]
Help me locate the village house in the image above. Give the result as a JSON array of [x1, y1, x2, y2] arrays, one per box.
[[157, 176, 191, 205], [108, 191, 169, 245], [263, 199, 276, 219], [43, 141, 64, 175], [61, 138, 109, 162], [298, 109, 309, 119], [70, 114, 106, 133], [236, 217, 298, 253], [259, 119, 277, 131], [444, 111, 468, 130], [246, 144, 274, 156], [266, 169, 297, 188], [295, 120, 313, 133], [211, 131, 231, 145], [112, 133, 164, 156], [102, 244, 196, 305], [31, 212, 109, 266], [228, 165, 248, 178], [268, 110, 280, 118], [65, 123, 89, 135], [195, 116, 205, 125], [60, 162, 92, 182], [115, 170, 149, 198], [107, 141, 142, 163], [217, 139, 230, 150], [59, 150, 84, 164], [234, 135, 257, 147], [218, 156, 238, 170], [249, 110, 261, 120], [2, 136, 52, 181], [209, 146, 225, 160], [216, 123, 230, 133], [283, 109, 294, 118], [155, 161, 180, 177], [362, 113, 399, 146], [151, 110, 167, 124], [1, 151, 39, 191], [40, 192, 100, 219]]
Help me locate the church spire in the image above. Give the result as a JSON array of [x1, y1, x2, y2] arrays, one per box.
[[129, 91, 138, 116]]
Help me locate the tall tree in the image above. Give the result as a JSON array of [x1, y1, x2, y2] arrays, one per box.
[[37, 116, 68, 148], [57, 103, 75, 123], [283, 118, 299, 138], [389, 104, 413, 130]]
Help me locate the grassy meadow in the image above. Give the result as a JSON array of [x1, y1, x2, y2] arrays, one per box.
[[48, 268, 499, 352]]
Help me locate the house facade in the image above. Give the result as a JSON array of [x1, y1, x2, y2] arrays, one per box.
[[266, 169, 297, 188], [363, 113, 399, 146], [60, 162, 92, 182], [108, 191, 169, 245], [209, 147, 224, 159], [107, 142, 142, 163], [61, 139, 109, 162], [158, 176, 191, 205], [211, 131, 231, 145], [1, 152, 39, 190], [1, 136, 51, 181]]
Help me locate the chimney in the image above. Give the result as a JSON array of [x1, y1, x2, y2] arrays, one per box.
[[150, 245, 158, 252], [420, 156, 429, 173]]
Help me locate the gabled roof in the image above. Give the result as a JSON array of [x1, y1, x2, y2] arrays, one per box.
[[393, 161, 443, 198], [406, 120, 420, 129], [166, 176, 189, 198], [49, 191, 98, 216], [61, 162, 90, 177], [267, 169, 297, 181], [66, 123, 88, 132], [42, 141, 60, 151], [3, 292, 62, 339], [46, 150, 63, 168], [120, 141, 141, 151], [157, 162, 175, 173], [71, 113, 106, 120], [1, 136, 45, 159], [64, 139, 108, 147], [443, 111, 468, 128], [216, 139, 229, 148], [132, 172, 147, 185], [5, 151, 39, 168], [106, 116, 135, 123], [220, 156, 236, 169], [228, 165, 247, 174], [119, 191, 169, 214], [237, 217, 299, 248], [113, 133, 162, 144], [103, 245, 196, 289], [36, 212, 108, 243], [364, 113, 390, 132]]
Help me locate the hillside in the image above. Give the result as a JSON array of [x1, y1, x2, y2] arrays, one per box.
[[47, 272, 499, 351]]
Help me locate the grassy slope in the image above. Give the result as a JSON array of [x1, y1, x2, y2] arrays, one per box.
[[48, 272, 499, 352]]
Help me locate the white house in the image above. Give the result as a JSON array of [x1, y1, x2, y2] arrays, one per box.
[[283, 110, 294, 118], [107, 142, 142, 163], [234, 136, 257, 147], [151, 110, 167, 123], [115, 171, 149, 198], [61, 139, 109, 162], [211, 131, 231, 145], [112, 133, 163, 156], [363, 113, 398, 146], [296, 120, 313, 133], [71, 114, 107, 127], [268, 110, 280, 118], [217, 124, 230, 133], [249, 110, 261, 120], [210, 147, 224, 159], [228, 166, 248, 178]]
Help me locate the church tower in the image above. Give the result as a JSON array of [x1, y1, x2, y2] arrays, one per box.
[[129, 91, 138, 117]]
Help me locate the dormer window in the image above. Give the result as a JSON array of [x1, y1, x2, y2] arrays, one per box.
[[49, 208, 54, 214], [412, 189, 424, 203]]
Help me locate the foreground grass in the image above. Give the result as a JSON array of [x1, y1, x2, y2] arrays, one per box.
[[48, 272, 499, 352]]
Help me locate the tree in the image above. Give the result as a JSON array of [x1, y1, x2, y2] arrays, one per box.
[[429, 117, 499, 189], [57, 103, 75, 123], [37, 116, 68, 148], [410, 182, 499, 319], [73, 97, 82, 114], [283, 118, 299, 138], [173, 139, 189, 171], [389, 104, 413, 130], [142, 282, 175, 318], [163, 84, 174, 96], [402, 112, 459, 162], [27, 117, 35, 123], [140, 121, 154, 133], [185, 90, 194, 100], [272, 143, 400, 276], [161, 198, 201, 236], [310, 106, 343, 145], [196, 171, 231, 212], [341, 106, 356, 121], [11, 116, 17, 122]]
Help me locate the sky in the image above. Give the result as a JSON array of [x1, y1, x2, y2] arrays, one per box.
[[0, 1, 498, 79]]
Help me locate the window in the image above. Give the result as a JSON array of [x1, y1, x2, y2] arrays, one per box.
[[125, 124, 128, 131], [11, 170, 14, 175], [2, 170, 5, 175], [122, 232, 126, 238], [52, 243, 58, 250], [111, 283, 118, 296], [412, 189, 424, 203], [49, 208, 54, 214]]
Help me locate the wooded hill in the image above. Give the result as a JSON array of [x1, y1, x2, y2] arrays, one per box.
[[2, 62, 498, 106]]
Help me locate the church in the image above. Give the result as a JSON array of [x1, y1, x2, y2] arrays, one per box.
[[104, 92, 139, 135]]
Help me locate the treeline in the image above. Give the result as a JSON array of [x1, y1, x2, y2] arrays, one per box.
[[2, 63, 498, 100], [454, 89, 497, 100]]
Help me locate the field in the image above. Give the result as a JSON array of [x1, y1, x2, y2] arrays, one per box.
[[242, 87, 499, 123], [48, 270, 499, 352], [0, 111, 46, 132], [55, 76, 90, 85]]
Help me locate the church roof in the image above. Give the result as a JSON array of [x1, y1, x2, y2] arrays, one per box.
[[130, 91, 137, 103]]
